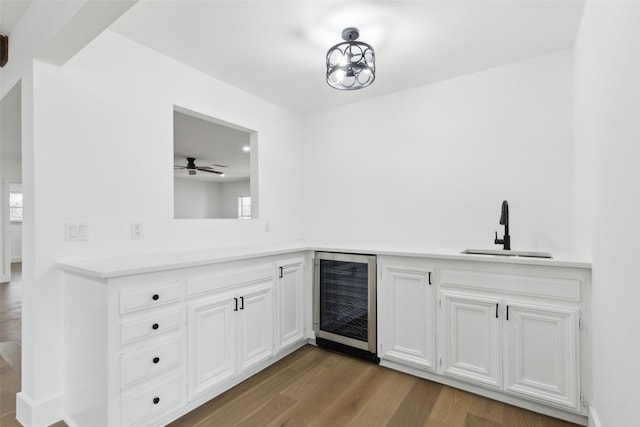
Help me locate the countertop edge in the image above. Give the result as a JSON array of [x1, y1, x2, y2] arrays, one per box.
[[57, 242, 592, 279]]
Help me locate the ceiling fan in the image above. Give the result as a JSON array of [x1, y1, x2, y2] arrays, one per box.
[[174, 157, 224, 176]]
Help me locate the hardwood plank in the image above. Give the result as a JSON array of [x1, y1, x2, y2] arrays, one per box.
[[169, 345, 318, 426], [0, 361, 20, 420], [387, 378, 443, 427], [265, 352, 371, 427], [307, 362, 379, 427], [278, 349, 344, 399], [426, 386, 476, 427], [468, 393, 505, 424], [503, 405, 542, 427], [464, 413, 502, 427], [234, 394, 298, 427], [541, 414, 581, 427], [171, 367, 300, 427], [346, 367, 416, 427]]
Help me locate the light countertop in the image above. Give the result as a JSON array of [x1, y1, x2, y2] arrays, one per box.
[[56, 240, 592, 279]]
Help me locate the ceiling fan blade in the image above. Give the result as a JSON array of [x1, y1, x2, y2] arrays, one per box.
[[174, 166, 187, 169], [196, 167, 223, 174]]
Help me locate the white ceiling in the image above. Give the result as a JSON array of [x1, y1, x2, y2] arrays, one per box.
[[0, 82, 21, 162], [1, 0, 586, 169], [110, 0, 585, 115], [0, 0, 32, 35], [174, 110, 251, 183]]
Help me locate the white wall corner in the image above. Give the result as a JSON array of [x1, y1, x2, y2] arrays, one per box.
[[16, 391, 64, 427], [588, 405, 602, 427]]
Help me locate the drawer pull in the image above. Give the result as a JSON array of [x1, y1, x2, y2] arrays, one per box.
[[152, 323, 159, 330], [153, 357, 160, 364], [153, 397, 160, 405], [152, 294, 159, 301]]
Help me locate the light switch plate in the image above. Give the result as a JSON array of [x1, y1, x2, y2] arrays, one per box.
[[131, 222, 144, 240], [65, 223, 89, 241]]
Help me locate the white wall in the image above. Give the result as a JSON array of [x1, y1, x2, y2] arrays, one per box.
[[35, 30, 304, 257], [26, 28, 304, 423], [10, 182, 23, 262], [1, 162, 22, 269], [572, 2, 640, 427], [304, 51, 573, 252], [174, 178, 222, 219], [221, 180, 250, 219], [174, 178, 250, 220]]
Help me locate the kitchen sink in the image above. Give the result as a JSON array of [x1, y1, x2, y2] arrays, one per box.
[[461, 249, 552, 259]]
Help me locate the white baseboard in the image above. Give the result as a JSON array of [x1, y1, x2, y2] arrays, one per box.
[[11, 256, 22, 263], [588, 406, 602, 427], [16, 391, 63, 427]]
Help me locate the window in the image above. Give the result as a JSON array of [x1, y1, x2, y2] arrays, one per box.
[[238, 196, 251, 219], [9, 192, 23, 222]]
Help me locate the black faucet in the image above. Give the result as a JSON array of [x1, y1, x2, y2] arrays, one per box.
[[494, 200, 511, 250]]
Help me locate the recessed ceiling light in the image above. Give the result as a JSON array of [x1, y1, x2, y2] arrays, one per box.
[[243, 146, 250, 152], [220, 173, 225, 177]]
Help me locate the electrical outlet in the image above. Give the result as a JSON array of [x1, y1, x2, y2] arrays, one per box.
[[131, 222, 144, 240], [65, 223, 89, 241]]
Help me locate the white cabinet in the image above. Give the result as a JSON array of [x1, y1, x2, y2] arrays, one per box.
[[440, 291, 502, 388], [276, 258, 305, 351], [187, 292, 236, 398], [62, 253, 308, 427], [438, 268, 583, 413], [379, 263, 435, 371], [187, 280, 274, 401], [237, 282, 274, 372], [503, 301, 579, 409]]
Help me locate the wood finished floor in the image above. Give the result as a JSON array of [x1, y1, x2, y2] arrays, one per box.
[[1, 264, 579, 427], [0, 263, 66, 427], [170, 345, 580, 427]]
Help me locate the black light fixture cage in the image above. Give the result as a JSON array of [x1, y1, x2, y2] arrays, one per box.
[[326, 27, 375, 90]]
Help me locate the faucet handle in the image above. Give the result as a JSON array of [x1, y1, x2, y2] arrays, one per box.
[[494, 231, 503, 245]]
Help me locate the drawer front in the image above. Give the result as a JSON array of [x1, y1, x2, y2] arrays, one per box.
[[121, 337, 182, 388], [121, 373, 183, 427], [120, 281, 182, 314], [440, 270, 581, 302], [121, 309, 183, 345]]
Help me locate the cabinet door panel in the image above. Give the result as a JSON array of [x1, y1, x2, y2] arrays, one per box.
[[381, 267, 435, 370], [187, 295, 236, 399], [504, 302, 579, 410], [278, 261, 304, 349], [442, 292, 501, 388], [238, 282, 274, 373]]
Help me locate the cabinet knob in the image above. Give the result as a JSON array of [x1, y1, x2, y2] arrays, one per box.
[[153, 357, 160, 364], [152, 294, 159, 301], [153, 397, 160, 405], [152, 323, 159, 330]]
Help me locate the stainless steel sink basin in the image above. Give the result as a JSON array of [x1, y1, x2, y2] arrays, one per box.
[[461, 249, 552, 259]]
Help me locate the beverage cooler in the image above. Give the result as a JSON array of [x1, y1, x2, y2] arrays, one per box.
[[313, 252, 377, 360]]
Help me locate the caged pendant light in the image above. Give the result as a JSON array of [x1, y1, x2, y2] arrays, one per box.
[[326, 27, 375, 90]]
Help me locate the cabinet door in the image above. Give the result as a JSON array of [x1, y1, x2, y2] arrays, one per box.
[[277, 260, 304, 350], [380, 266, 435, 370], [503, 302, 579, 410], [441, 292, 501, 388], [237, 281, 274, 374], [187, 294, 236, 399]]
